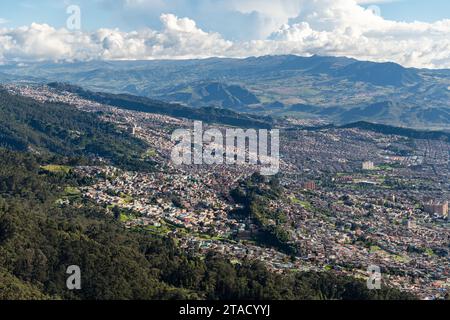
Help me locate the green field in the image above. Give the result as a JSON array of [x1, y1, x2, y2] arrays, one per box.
[[64, 186, 81, 196], [119, 193, 134, 204], [142, 148, 157, 158], [41, 165, 72, 174]]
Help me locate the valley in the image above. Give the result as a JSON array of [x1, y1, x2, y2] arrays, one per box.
[[2, 55, 450, 130], [1, 83, 448, 299]]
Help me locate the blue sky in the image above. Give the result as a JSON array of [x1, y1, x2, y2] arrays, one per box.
[[378, 0, 450, 22], [0, 1, 111, 31], [0, 0, 450, 68], [1, 0, 449, 35]]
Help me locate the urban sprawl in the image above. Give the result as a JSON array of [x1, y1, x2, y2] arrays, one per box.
[[7, 84, 450, 299]]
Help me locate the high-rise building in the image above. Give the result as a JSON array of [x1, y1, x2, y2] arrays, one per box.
[[303, 181, 317, 191], [362, 161, 375, 170], [423, 200, 449, 217]]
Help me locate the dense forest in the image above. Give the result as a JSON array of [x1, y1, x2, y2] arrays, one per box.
[[0, 149, 416, 300], [0, 89, 416, 300], [0, 89, 154, 171], [231, 174, 298, 255]]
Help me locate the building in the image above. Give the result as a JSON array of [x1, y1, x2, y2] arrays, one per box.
[[128, 125, 138, 136], [362, 161, 375, 170], [334, 176, 353, 183], [423, 200, 449, 217], [405, 218, 416, 230], [303, 181, 317, 191]]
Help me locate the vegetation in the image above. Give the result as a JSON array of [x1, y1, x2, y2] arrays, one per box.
[[0, 149, 415, 300], [231, 173, 300, 255], [47, 83, 274, 129], [0, 90, 417, 300], [41, 165, 72, 174], [341, 121, 450, 142], [0, 89, 154, 171]]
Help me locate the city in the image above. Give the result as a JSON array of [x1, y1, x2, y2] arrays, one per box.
[[6, 84, 449, 299], [1, 1, 450, 312]]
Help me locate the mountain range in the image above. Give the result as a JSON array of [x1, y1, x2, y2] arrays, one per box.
[[1, 55, 450, 130], [165, 82, 261, 110]]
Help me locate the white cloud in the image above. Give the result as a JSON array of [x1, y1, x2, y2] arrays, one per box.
[[0, 14, 232, 62], [0, 0, 450, 68], [265, 0, 450, 68]]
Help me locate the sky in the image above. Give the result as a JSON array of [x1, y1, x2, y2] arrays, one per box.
[[0, 0, 450, 68]]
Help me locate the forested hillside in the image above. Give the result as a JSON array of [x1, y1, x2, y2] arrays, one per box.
[[4, 56, 450, 130], [0, 149, 415, 300], [0, 88, 417, 300], [0, 89, 153, 171], [47, 83, 273, 129]]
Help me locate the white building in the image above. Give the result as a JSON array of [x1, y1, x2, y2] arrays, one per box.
[[362, 161, 375, 170]]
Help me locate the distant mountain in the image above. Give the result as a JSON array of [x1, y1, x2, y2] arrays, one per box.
[[338, 101, 400, 123], [245, 55, 422, 86], [165, 82, 260, 110], [0, 71, 41, 83], [47, 83, 273, 129], [334, 61, 422, 87], [341, 121, 450, 141], [2, 55, 450, 129], [1, 54, 425, 88], [308, 101, 450, 129]]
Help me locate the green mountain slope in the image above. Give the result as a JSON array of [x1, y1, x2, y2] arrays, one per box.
[[0, 88, 153, 170], [47, 83, 273, 129], [0, 149, 416, 300], [166, 82, 261, 110], [3, 55, 450, 129]]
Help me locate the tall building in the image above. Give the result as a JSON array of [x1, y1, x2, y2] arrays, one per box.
[[362, 161, 375, 170], [129, 125, 138, 136], [423, 200, 449, 217], [303, 181, 317, 191]]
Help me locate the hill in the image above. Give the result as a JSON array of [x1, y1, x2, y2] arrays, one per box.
[[340, 121, 450, 141], [3, 55, 450, 129], [47, 83, 273, 129], [320, 101, 450, 129], [165, 82, 260, 110], [0, 148, 415, 300], [334, 61, 421, 86], [0, 88, 153, 171]]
